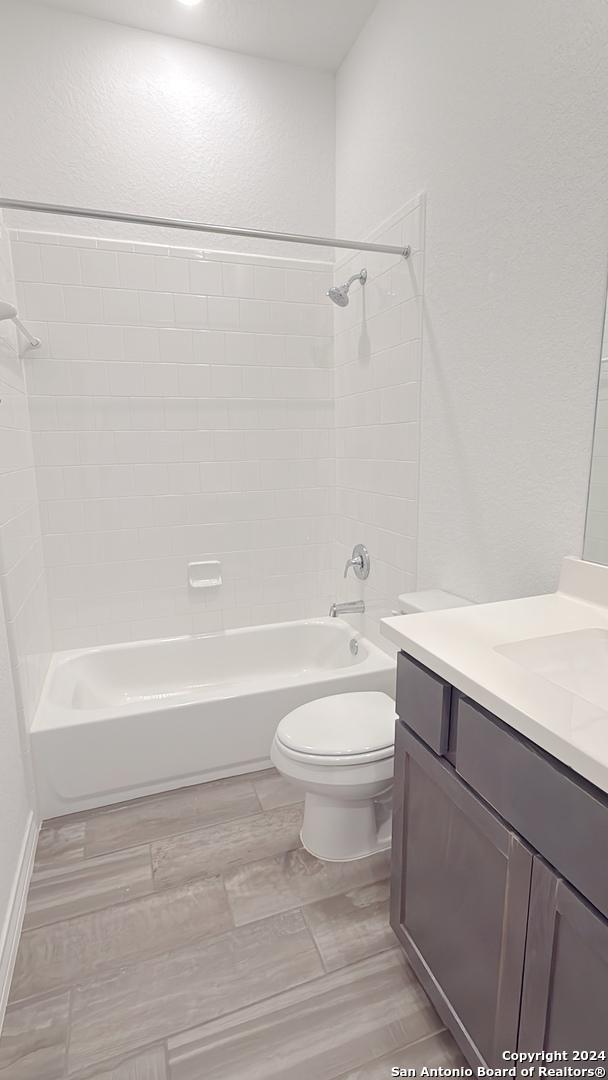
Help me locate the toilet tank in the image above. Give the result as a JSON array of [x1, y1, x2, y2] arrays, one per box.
[[398, 589, 472, 615]]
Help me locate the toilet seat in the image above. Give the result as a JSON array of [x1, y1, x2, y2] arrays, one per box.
[[275, 691, 396, 766], [274, 741, 394, 767]]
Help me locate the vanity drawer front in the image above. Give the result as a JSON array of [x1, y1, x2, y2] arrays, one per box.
[[454, 697, 608, 920], [396, 652, 452, 755]]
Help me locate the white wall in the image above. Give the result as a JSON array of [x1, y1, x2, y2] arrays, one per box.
[[4, 0, 607, 615], [585, 357, 608, 565], [332, 198, 424, 646], [584, 304, 608, 563], [336, 0, 608, 602], [0, 221, 51, 725], [13, 229, 334, 646], [0, 211, 40, 1025], [0, 0, 335, 255], [0, 587, 36, 1026]]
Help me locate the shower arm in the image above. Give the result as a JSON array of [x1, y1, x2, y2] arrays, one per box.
[[345, 270, 367, 288], [0, 299, 41, 348], [0, 199, 412, 259]]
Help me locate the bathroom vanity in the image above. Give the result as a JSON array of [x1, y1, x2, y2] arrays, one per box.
[[382, 558, 608, 1064]]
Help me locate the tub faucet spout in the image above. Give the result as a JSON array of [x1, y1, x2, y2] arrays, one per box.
[[329, 600, 365, 618]]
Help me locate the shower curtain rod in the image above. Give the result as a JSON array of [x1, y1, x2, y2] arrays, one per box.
[[0, 199, 411, 259]]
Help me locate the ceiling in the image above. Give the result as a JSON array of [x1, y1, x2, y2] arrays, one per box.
[[33, 0, 378, 70]]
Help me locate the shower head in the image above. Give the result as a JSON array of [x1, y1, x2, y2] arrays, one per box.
[[327, 268, 367, 307]]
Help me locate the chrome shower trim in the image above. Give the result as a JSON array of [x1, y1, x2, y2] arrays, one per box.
[[327, 268, 368, 307]]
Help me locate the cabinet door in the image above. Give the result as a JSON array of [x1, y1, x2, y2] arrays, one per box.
[[519, 858, 608, 1051], [390, 723, 532, 1066]]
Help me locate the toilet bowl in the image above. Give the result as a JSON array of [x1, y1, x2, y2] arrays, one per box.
[[271, 691, 397, 862], [271, 590, 472, 863]]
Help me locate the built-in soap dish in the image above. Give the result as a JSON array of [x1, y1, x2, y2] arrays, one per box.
[[188, 560, 222, 589]]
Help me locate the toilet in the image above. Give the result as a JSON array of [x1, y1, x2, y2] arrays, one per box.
[[271, 589, 471, 862]]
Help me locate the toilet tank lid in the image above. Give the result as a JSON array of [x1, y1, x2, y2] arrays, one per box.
[[398, 589, 472, 614]]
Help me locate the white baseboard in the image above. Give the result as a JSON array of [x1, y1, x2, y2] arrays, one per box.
[[0, 811, 38, 1029]]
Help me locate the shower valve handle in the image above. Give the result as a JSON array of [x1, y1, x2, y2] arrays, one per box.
[[343, 544, 370, 580]]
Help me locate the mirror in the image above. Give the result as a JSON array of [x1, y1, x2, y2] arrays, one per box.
[[584, 305, 608, 565]]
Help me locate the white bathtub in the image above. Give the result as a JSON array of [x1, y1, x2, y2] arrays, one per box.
[[32, 617, 396, 818]]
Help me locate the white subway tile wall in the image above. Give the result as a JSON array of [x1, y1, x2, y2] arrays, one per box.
[[585, 357, 608, 564], [12, 231, 335, 647], [332, 198, 424, 647], [0, 217, 51, 724]]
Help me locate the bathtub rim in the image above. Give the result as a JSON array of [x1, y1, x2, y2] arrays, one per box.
[[33, 616, 396, 733]]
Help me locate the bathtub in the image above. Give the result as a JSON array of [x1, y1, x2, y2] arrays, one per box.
[[31, 617, 396, 818]]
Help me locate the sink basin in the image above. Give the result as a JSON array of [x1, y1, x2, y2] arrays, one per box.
[[495, 629, 608, 712]]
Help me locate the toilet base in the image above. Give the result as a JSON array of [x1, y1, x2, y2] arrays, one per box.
[[300, 790, 392, 862]]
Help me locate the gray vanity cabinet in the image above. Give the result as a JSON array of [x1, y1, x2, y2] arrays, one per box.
[[519, 858, 608, 1051], [391, 651, 608, 1063], [390, 721, 532, 1066]]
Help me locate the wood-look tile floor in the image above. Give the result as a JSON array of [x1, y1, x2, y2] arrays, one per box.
[[0, 769, 466, 1079]]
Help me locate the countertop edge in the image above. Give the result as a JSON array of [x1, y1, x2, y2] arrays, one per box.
[[381, 617, 608, 796]]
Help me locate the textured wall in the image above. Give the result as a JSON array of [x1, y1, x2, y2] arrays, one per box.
[[0, 1, 335, 255], [584, 359, 608, 565], [14, 229, 334, 647], [336, 0, 608, 602]]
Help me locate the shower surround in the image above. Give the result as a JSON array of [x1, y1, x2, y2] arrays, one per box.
[[9, 196, 423, 651], [332, 196, 424, 648], [12, 232, 335, 648]]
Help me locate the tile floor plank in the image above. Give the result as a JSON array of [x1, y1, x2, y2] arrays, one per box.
[[0, 771, 463, 1080], [251, 768, 302, 810], [23, 844, 153, 930], [151, 804, 304, 889], [166, 948, 442, 1080], [303, 879, 396, 971], [68, 1044, 168, 1080], [67, 909, 323, 1076], [10, 875, 232, 1001], [224, 845, 389, 926], [334, 1029, 468, 1078], [35, 821, 86, 869], [0, 991, 70, 1079], [85, 775, 261, 857]]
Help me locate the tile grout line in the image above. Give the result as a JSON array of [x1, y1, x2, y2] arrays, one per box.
[[9, 864, 392, 1010], [4, 769, 416, 1066], [390, 1026, 451, 1056], [10, 862, 312, 1008], [159, 946, 407, 1065], [19, 842, 163, 933], [63, 987, 74, 1080], [61, 946, 406, 1076], [60, 1039, 170, 1080], [331, 1024, 451, 1080], [166, 946, 414, 1062], [79, 793, 274, 862], [216, 875, 237, 933], [40, 771, 276, 835], [8, 879, 233, 1008], [300, 903, 329, 975]]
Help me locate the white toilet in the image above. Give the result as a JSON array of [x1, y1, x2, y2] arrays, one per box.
[[271, 589, 471, 862]]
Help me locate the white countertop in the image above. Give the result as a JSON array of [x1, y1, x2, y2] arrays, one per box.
[[381, 558, 608, 795]]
